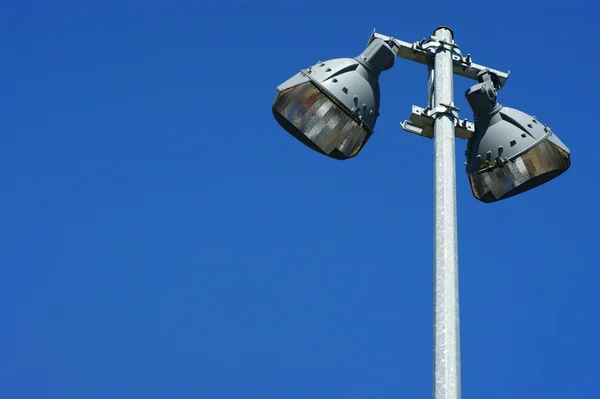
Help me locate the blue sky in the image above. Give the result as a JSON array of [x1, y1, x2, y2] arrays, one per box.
[[2, 1, 599, 398]]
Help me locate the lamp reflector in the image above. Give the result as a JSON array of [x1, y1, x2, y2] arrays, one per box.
[[272, 81, 370, 159], [468, 138, 570, 203]]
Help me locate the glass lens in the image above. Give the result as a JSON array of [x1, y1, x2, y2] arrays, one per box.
[[469, 139, 570, 202], [272, 81, 370, 159]]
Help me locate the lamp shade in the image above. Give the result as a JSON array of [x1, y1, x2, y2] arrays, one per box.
[[465, 76, 570, 202], [272, 39, 395, 159]]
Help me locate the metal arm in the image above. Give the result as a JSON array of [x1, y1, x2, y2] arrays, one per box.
[[367, 30, 511, 88]]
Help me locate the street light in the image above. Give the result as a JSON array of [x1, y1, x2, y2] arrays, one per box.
[[465, 70, 571, 202], [272, 38, 396, 159], [271, 26, 569, 399]]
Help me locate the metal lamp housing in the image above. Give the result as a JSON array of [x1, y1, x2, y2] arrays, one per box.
[[272, 39, 395, 159], [465, 76, 571, 203]]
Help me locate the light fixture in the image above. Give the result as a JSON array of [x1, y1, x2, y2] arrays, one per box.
[[465, 71, 571, 203], [272, 38, 396, 159], [271, 27, 573, 399]]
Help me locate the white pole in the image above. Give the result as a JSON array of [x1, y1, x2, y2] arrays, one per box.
[[432, 26, 461, 399]]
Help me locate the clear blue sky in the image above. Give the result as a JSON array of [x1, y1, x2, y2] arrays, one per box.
[[2, 1, 599, 398]]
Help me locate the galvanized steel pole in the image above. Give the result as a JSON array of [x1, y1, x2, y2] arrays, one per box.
[[432, 27, 461, 399]]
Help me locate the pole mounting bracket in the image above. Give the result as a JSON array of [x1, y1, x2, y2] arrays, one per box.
[[400, 105, 474, 140], [367, 30, 511, 88], [430, 102, 461, 119], [424, 35, 461, 55]]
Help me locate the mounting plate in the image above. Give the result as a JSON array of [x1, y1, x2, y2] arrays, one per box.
[[400, 105, 475, 139]]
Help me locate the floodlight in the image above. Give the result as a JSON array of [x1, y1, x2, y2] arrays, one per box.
[[272, 39, 396, 159], [272, 26, 575, 399], [464, 71, 571, 203]]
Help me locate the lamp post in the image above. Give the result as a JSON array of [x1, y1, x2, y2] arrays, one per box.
[[271, 26, 570, 399], [430, 27, 461, 399]]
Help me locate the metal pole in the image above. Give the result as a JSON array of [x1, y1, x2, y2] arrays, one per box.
[[432, 27, 461, 399]]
